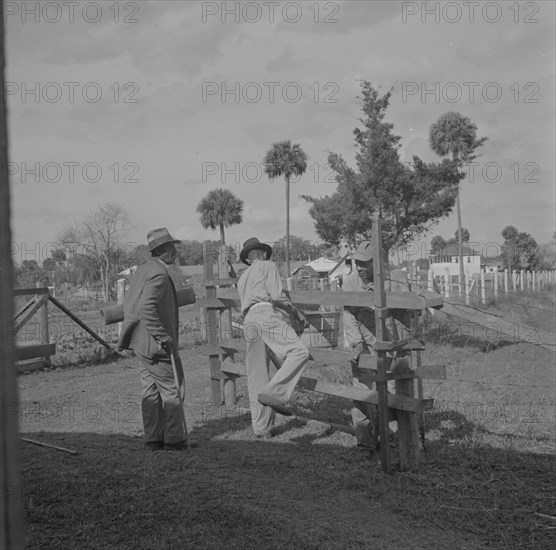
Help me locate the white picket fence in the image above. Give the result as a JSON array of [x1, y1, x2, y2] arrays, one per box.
[[425, 268, 556, 304]]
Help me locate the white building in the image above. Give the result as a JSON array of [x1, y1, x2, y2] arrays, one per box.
[[429, 244, 482, 285]]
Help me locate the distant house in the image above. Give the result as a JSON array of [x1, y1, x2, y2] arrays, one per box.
[[429, 244, 482, 284], [290, 256, 345, 286], [482, 257, 503, 274]]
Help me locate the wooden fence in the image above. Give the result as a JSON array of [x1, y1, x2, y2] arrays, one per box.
[[427, 268, 556, 304], [14, 286, 117, 373], [197, 216, 447, 474]]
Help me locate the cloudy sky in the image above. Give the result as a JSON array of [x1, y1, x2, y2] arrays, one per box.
[[5, 0, 555, 264]]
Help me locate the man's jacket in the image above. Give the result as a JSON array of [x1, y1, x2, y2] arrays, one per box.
[[117, 259, 179, 362]]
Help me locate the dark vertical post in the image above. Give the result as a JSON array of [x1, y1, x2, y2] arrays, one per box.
[[36, 283, 50, 366], [203, 243, 222, 405], [372, 215, 391, 474], [0, 4, 25, 545]]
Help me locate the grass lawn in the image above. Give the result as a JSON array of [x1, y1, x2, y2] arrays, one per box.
[[14, 291, 556, 549]]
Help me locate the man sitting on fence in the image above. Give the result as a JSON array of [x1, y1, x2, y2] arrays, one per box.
[[343, 240, 396, 459], [117, 228, 196, 451], [237, 237, 310, 439]]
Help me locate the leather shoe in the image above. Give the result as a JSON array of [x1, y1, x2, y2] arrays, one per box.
[[164, 440, 199, 451], [255, 432, 273, 440], [257, 394, 293, 416]]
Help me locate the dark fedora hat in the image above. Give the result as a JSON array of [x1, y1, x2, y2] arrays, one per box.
[[239, 237, 272, 265], [147, 227, 181, 252]]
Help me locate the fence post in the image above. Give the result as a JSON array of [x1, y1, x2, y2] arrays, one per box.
[[464, 272, 470, 305], [444, 268, 450, 298], [504, 269, 508, 294], [494, 269, 498, 299], [372, 215, 393, 474], [36, 282, 50, 366], [116, 278, 125, 338], [218, 243, 232, 343], [286, 277, 292, 291], [480, 269, 486, 304], [203, 243, 222, 405], [393, 358, 419, 471], [428, 269, 434, 292], [520, 270, 525, 291], [512, 270, 516, 292]]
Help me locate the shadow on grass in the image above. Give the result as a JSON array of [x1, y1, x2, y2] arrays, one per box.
[[19, 402, 556, 550]]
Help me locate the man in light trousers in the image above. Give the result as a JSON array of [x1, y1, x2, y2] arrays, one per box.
[[237, 237, 310, 439]]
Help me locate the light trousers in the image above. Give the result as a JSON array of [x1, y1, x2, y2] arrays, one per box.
[[243, 304, 309, 435]]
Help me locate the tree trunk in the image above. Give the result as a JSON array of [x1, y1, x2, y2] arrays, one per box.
[[456, 192, 465, 298], [219, 223, 225, 245], [286, 175, 290, 277]]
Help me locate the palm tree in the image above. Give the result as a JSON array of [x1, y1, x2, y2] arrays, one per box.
[[429, 112, 487, 295], [263, 140, 308, 277], [196, 188, 244, 245]]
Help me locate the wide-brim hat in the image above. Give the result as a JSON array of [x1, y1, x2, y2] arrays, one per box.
[[239, 237, 272, 265], [147, 227, 181, 252], [351, 240, 374, 262]]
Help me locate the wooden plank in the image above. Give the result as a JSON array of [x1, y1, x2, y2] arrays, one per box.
[[204, 244, 223, 405], [215, 288, 428, 311], [15, 343, 56, 362], [219, 363, 246, 377], [415, 289, 444, 309], [196, 344, 237, 358], [203, 339, 378, 369], [441, 300, 555, 352], [352, 365, 446, 382], [373, 215, 392, 473], [13, 293, 48, 334], [48, 295, 116, 353], [102, 287, 195, 325], [296, 376, 419, 412], [17, 359, 50, 374], [14, 294, 40, 322], [204, 278, 239, 287], [195, 297, 239, 309], [393, 359, 420, 471], [374, 338, 425, 351], [13, 287, 50, 296]]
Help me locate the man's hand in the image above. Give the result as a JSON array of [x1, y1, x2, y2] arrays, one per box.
[[160, 339, 174, 355], [350, 342, 364, 365]]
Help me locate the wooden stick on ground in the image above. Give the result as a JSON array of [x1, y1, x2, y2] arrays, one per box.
[[21, 437, 79, 455]]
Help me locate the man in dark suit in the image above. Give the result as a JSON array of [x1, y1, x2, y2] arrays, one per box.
[[117, 228, 194, 451]]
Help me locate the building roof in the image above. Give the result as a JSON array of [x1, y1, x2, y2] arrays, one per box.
[[291, 265, 321, 278], [431, 244, 480, 257], [304, 256, 341, 273]]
